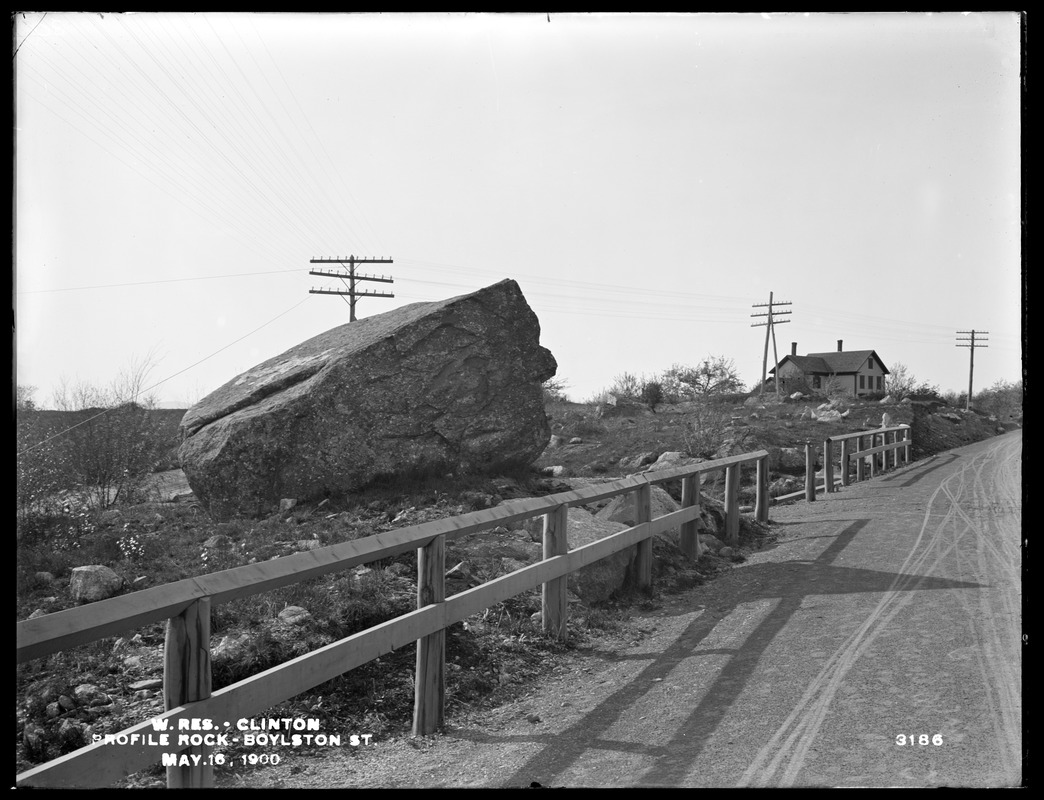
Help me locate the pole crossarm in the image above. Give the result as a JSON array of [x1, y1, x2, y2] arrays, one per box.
[[310, 257, 394, 264], [308, 269, 394, 283], [308, 255, 395, 321], [309, 288, 395, 298]]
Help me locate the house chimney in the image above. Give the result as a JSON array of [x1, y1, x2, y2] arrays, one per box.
[[837, 339, 843, 352], [791, 342, 797, 356]]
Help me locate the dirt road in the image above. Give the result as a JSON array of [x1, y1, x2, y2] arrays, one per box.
[[222, 430, 1022, 789]]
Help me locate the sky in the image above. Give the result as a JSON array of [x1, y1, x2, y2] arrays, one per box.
[[14, 12, 1023, 410]]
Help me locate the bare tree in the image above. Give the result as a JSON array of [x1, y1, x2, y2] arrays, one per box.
[[49, 354, 164, 509]]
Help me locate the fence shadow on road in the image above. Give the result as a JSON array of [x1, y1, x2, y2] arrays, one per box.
[[450, 517, 987, 788], [878, 452, 959, 488]]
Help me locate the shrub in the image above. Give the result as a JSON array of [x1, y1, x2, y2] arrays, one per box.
[[972, 379, 1022, 419], [660, 357, 744, 402], [43, 357, 165, 510], [682, 400, 732, 459], [16, 407, 66, 525], [640, 380, 663, 412], [542, 377, 570, 404], [608, 371, 642, 401], [778, 375, 812, 398], [887, 363, 939, 401]]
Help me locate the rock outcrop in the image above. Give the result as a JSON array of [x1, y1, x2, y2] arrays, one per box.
[[179, 280, 557, 519]]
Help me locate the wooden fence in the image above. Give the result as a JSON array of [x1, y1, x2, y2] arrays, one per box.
[[17, 449, 770, 789], [798, 425, 912, 501]]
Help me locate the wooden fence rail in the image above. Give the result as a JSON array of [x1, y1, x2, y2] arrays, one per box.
[[17, 450, 770, 789], [795, 425, 912, 499]]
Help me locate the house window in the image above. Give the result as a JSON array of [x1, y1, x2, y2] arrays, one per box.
[[859, 375, 865, 390], [812, 375, 821, 389], [876, 376, 882, 391], [868, 356, 874, 369]]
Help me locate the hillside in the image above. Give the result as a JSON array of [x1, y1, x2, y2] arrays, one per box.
[[15, 391, 1015, 786]]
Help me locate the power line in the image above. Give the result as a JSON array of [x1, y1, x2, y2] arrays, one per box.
[[18, 297, 308, 455]]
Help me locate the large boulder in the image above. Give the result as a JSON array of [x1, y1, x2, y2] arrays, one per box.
[[595, 485, 722, 545], [179, 280, 557, 519], [564, 508, 633, 603]]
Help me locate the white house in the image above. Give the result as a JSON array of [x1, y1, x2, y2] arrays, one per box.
[[770, 340, 890, 397]]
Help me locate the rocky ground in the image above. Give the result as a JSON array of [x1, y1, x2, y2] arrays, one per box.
[[15, 392, 1016, 787]]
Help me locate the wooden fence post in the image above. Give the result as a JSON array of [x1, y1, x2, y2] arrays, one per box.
[[680, 473, 701, 559], [823, 438, 835, 493], [413, 534, 445, 736], [634, 483, 653, 588], [805, 442, 816, 502], [542, 504, 569, 640], [869, 434, 876, 478], [840, 438, 850, 486], [164, 598, 212, 789], [855, 435, 865, 482], [755, 456, 769, 524], [903, 427, 912, 463], [725, 464, 740, 546]]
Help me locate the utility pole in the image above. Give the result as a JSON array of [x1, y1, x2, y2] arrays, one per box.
[[956, 329, 988, 411], [309, 255, 395, 321], [751, 292, 792, 397]]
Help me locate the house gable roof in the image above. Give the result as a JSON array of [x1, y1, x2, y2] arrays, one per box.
[[771, 350, 889, 376]]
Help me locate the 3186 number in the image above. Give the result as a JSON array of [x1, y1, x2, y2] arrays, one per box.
[[895, 734, 943, 746]]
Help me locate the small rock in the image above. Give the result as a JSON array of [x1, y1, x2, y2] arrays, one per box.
[[718, 546, 735, 559], [69, 565, 124, 603], [128, 679, 163, 691], [23, 722, 47, 757], [34, 571, 55, 586], [123, 656, 143, 670], [391, 507, 415, 523], [279, 498, 298, 512], [526, 714, 542, 724], [58, 695, 76, 711], [73, 684, 101, 703], [58, 719, 88, 747], [45, 702, 61, 718], [28, 609, 47, 620], [568, 437, 583, 444], [277, 605, 312, 625], [212, 633, 252, 663], [294, 539, 322, 551], [203, 535, 231, 550], [99, 509, 123, 526]]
